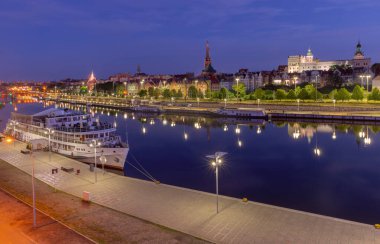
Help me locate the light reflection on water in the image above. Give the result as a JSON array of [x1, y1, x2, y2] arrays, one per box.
[[1, 101, 380, 224]]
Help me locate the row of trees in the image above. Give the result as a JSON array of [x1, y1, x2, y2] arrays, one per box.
[[251, 85, 366, 101], [83, 80, 380, 102]]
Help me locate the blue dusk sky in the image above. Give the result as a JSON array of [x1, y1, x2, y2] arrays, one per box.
[[0, 0, 379, 81]]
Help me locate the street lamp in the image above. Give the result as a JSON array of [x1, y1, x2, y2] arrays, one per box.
[[359, 75, 365, 88], [257, 99, 260, 108], [224, 98, 227, 108], [206, 151, 227, 214], [88, 139, 102, 183], [333, 99, 336, 110], [124, 82, 127, 99], [293, 76, 298, 90], [44, 128, 55, 162], [235, 78, 240, 101], [365, 75, 371, 92], [315, 75, 320, 101], [297, 99, 300, 111]]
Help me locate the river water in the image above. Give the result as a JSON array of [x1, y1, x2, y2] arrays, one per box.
[[1, 101, 379, 224]]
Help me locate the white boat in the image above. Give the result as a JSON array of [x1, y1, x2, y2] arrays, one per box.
[[215, 108, 266, 118], [4, 108, 128, 170], [131, 105, 161, 113]]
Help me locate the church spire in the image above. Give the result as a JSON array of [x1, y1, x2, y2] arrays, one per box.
[[204, 41, 211, 69]]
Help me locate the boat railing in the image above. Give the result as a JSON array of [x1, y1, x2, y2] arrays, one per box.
[[53, 124, 114, 133]]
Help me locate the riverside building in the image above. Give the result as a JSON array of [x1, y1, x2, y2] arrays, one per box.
[[288, 42, 371, 74]]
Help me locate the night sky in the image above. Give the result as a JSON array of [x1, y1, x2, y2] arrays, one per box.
[[0, 0, 379, 81]]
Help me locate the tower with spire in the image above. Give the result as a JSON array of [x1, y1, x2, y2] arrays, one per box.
[[202, 41, 216, 75], [354, 41, 364, 59], [87, 71, 97, 93]]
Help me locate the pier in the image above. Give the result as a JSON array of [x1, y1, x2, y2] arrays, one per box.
[[0, 139, 379, 243]]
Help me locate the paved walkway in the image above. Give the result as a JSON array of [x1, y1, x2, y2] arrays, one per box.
[[0, 140, 379, 243], [0, 188, 93, 244]]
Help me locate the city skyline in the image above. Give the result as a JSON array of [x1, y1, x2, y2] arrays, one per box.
[[0, 0, 379, 81]]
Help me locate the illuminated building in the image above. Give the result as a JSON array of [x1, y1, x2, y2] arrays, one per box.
[[288, 42, 371, 74]]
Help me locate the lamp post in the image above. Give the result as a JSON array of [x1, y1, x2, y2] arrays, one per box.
[[88, 139, 102, 183], [359, 75, 364, 88], [206, 152, 227, 214], [365, 75, 371, 92], [195, 80, 199, 105], [333, 99, 336, 110], [235, 78, 240, 101], [297, 99, 300, 111], [224, 98, 227, 108], [44, 128, 55, 162], [315, 75, 320, 101], [293, 76, 298, 90], [124, 82, 127, 100], [10, 120, 19, 148], [257, 99, 260, 108]]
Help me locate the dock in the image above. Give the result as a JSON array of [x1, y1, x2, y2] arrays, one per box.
[[1, 139, 379, 243]]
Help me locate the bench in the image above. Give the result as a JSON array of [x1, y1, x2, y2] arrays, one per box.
[[61, 167, 74, 173], [20, 150, 31, 154]]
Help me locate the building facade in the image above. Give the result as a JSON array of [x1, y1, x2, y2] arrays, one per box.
[[288, 42, 371, 74]]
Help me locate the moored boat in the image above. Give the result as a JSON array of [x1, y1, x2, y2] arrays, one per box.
[[215, 108, 266, 118], [4, 108, 128, 170]]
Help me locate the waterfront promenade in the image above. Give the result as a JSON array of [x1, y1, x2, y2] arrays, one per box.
[[47, 95, 380, 122], [0, 140, 379, 243]]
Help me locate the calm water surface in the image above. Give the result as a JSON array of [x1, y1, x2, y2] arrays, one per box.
[[1, 102, 380, 224]]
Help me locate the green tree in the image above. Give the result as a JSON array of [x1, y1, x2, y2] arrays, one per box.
[[351, 85, 364, 101], [298, 88, 310, 100], [176, 89, 183, 98], [188, 86, 198, 98], [286, 89, 297, 100], [232, 83, 246, 99], [253, 88, 265, 99], [328, 89, 337, 99], [163, 89, 172, 98], [219, 87, 228, 99], [294, 86, 302, 96], [148, 87, 155, 97], [275, 89, 287, 100], [205, 88, 212, 98], [335, 88, 351, 101], [309, 89, 323, 100], [115, 84, 125, 96], [153, 88, 161, 98], [263, 90, 274, 100], [138, 89, 147, 97], [305, 84, 315, 95], [79, 86, 88, 95], [368, 87, 380, 100]]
